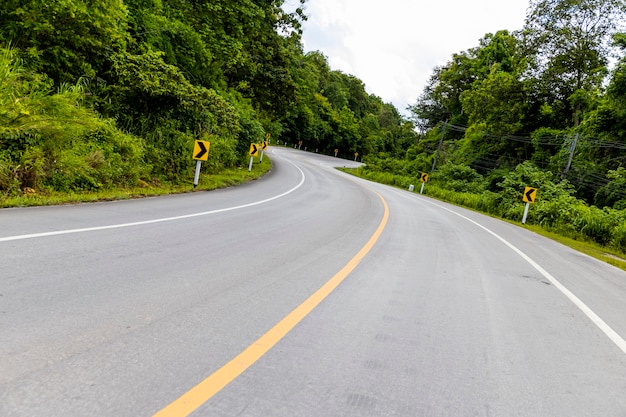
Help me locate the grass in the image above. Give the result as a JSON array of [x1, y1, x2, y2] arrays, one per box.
[[0, 156, 273, 208], [4, 156, 625, 273], [522, 224, 626, 271], [342, 167, 626, 273]]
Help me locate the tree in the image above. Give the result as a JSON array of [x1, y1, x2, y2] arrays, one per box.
[[124, 0, 218, 89], [461, 70, 527, 134], [523, 0, 626, 127], [473, 30, 521, 76], [594, 167, 626, 208], [104, 51, 240, 178], [410, 32, 523, 132], [582, 33, 626, 141], [0, 0, 130, 83], [460, 31, 527, 134], [408, 67, 450, 133]]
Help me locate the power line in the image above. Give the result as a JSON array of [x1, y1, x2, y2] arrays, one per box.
[[428, 121, 626, 204], [444, 122, 626, 150]]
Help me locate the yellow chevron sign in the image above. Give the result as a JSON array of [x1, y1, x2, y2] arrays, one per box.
[[523, 187, 537, 203], [193, 140, 210, 161]]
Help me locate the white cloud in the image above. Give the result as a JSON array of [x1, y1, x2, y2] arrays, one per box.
[[298, 0, 529, 115]]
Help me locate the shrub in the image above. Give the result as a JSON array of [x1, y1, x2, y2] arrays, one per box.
[[571, 205, 616, 246], [612, 222, 626, 252], [533, 194, 578, 229], [0, 151, 20, 196], [435, 162, 485, 192], [202, 136, 240, 173]]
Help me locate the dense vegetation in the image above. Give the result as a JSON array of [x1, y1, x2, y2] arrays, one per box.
[[0, 0, 415, 196], [351, 0, 626, 253]]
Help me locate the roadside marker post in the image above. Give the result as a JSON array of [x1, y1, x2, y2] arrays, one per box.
[[192, 140, 210, 187], [522, 186, 537, 224], [249, 143, 260, 171], [354, 152, 359, 162], [261, 134, 270, 161], [419, 172, 429, 194], [334, 149, 339, 157], [522, 203, 530, 224], [193, 161, 202, 187]]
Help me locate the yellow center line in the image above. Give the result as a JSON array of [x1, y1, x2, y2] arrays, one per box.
[[153, 190, 390, 417]]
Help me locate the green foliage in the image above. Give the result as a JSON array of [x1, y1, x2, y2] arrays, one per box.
[[612, 219, 626, 251], [111, 51, 214, 110], [494, 162, 576, 215], [460, 69, 526, 134], [434, 162, 485, 192], [0, 48, 97, 154], [200, 136, 239, 174], [0, 151, 20, 194], [353, 168, 417, 190], [433, 188, 502, 214], [284, 51, 417, 156], [408, 1, 626, 211], [125, 0, 216, 89], [357, 156, 626, 252], [363, 152, 425, 179], [594, 167, 626, 208], [0, 47, 146, 196], [356, 2, 626, 255], [0, 0, 130, 83], [1, 0, 418, 196], [102, 51, 241, 179], [523, 0, 622, 126], [236, 111, 265, 158]]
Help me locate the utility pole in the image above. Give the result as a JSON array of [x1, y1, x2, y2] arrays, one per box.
[[430, 120, 447, 174], [562, 133, 579, 179]]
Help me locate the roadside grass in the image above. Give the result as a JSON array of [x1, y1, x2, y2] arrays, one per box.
[[342, 167, 626, 273], [4, 156, 624, 273], [0, 157, 272, 208], [522, 224, 626, 272]]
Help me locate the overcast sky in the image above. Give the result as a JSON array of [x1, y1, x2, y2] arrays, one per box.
[[288, 0, 530, 116]]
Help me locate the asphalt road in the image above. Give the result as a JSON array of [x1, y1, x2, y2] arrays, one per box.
[[1, 147, 625, 417]]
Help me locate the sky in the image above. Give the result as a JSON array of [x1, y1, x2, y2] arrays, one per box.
[[287, 0, 530, 116]]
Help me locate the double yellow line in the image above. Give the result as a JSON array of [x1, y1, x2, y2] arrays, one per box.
[[154, 190, 390, 417]]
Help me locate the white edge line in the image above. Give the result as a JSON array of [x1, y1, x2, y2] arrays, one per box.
[[0, 157, 306, 243], [424, 198, 626, 355]]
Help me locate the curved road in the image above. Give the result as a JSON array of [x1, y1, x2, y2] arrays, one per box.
[[1, 147, 625, 416]]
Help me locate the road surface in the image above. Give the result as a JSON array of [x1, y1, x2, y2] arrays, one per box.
[[1, 147, 625, 416]]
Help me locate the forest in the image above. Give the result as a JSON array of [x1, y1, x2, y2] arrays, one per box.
[[0, 0, 415, 196], [1, 0, 626, 252], [356, 0, 626, 252]]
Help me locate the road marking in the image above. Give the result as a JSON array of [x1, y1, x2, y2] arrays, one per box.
[[423, 198, 626, 356], [152, 191, 390, 417], [0, 154, 305, 243]]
